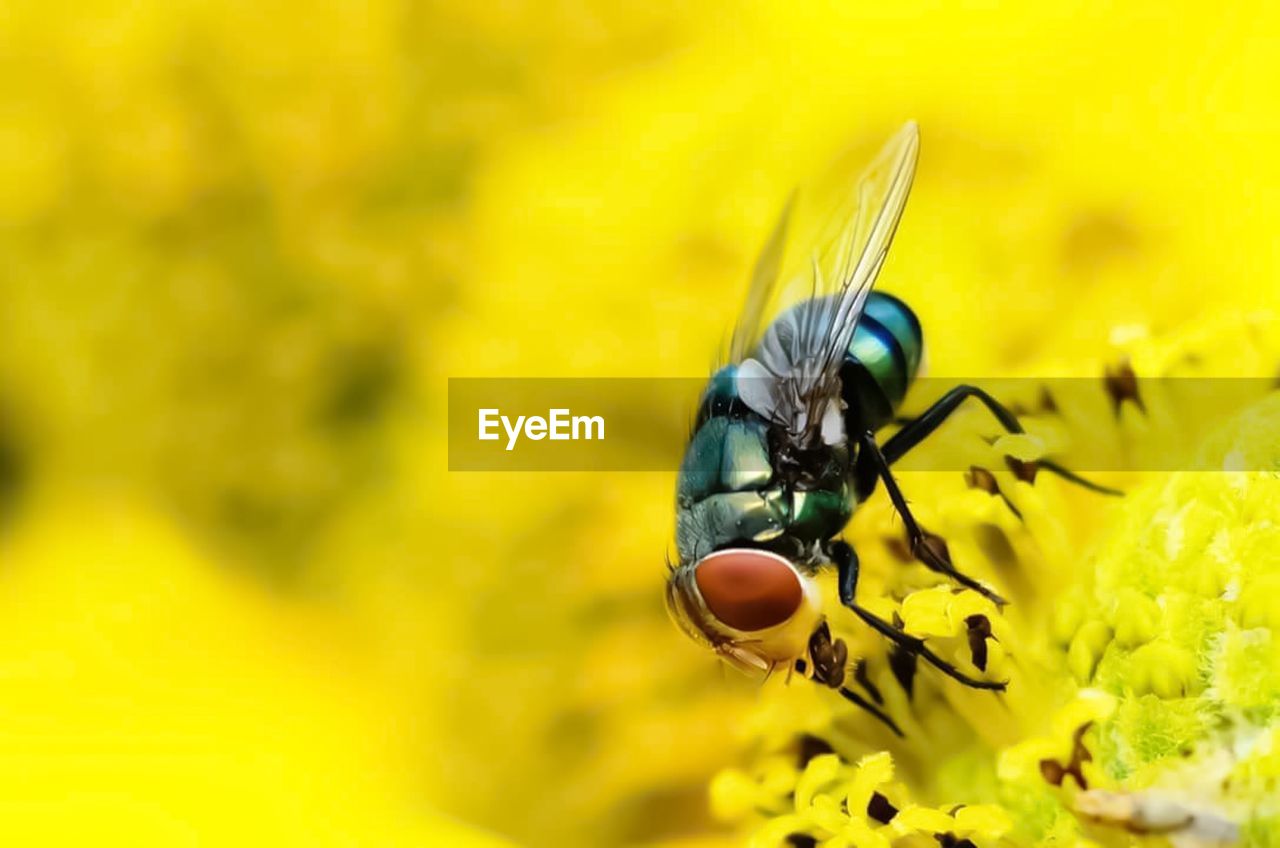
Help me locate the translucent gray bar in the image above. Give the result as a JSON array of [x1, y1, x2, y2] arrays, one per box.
[[447, 377, 1279, 472]]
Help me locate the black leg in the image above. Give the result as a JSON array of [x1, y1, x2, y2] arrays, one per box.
[[829, 540, 1006, 691], [856, 435, 1008, 605], [1037, 459, 1124, 496], [837, 685, 904, 737], [800, 620, 905, 736], [883, 385, 1019, 461], [882, 385, 1122, 496], [834, 538, 861, 608]]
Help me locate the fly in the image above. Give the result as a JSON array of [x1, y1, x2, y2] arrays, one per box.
[[664, 122, 1119, 735]]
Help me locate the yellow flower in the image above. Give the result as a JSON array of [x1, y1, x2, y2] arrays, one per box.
[[714, 338, 1280, 847], [1, 1, 1279, 845]]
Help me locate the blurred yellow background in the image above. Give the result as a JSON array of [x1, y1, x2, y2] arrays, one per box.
[[0, 1, 1277, 845]]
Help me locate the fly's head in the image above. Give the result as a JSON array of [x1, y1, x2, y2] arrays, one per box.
[[664, 547, 824, 675]]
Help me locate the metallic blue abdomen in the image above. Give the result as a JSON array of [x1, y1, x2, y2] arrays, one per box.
[[842, 292, 923, 433]]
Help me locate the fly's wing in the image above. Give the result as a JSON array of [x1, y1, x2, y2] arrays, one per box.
[[728, 194, 794, 365], [730, 121, 919, 445]]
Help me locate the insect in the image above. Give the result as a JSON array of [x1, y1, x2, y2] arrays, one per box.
[[664, 122, 1116, 733]]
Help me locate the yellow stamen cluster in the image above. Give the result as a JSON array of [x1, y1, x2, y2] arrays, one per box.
[[712, 330, 1280, 847], [714, 749, 1013, 848]]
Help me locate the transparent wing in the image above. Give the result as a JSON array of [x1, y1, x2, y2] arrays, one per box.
[[728, 194, 793, 365], [731, 121, 919, 445]]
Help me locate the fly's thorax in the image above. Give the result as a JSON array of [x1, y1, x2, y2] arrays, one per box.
[[665, 548, 823, 673], [676, 407, 779, 564], [677, 386, 855, 565], [674, 483, 855, 566], [677, 415, 773, 508], [692, 364, 742, 430]]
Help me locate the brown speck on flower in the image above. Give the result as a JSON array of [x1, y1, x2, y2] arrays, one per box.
[[936, 832, 979, 848], [867, 791, 899, 824], [965, 466, 999, 494], [889, 641, 918, 698], [1104, 359, 1146, 416], [885, 537, 914, 562], [1040, 722, 1094, 789], [1005, 456, 1039, 484], [966, 614, 993, 671], [796, 734, 834, 767], [974, 524, 1020, 570]]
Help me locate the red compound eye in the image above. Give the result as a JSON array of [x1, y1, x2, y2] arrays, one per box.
[[694, 549, 803, 632]]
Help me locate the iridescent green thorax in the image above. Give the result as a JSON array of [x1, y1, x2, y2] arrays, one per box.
[[676, 396, 854, 563]]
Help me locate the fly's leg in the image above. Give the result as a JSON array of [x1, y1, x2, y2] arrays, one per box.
[[829, 539, 1005, 691], [838, 685, 904, 738], [855, 434, 1008, 606], [798, 620, 904, 737], [879, 384, 1121, 496]]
